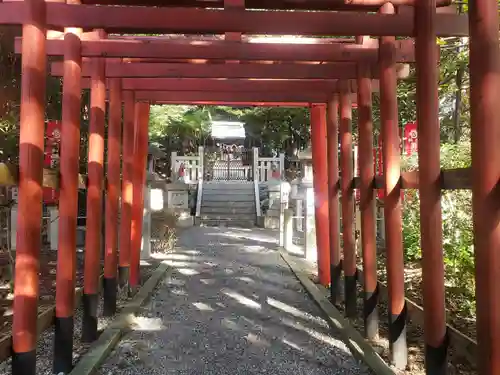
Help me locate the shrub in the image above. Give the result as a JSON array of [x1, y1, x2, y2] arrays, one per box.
[[151, 210, 178, 253], [402, 142, 475, 315]]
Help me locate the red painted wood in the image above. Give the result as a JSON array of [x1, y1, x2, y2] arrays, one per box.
[[469, 0, 500, 373], [129, 102, 150, 288], [77, 0, 452, 11], [0, 2, 468, 36], [79, 78, 383, 98], [104, 78, 122, 279], [133, 101, 310, 106], [132, 90, 357, 104], [35, 4, 469, 36], [311, 104, 331, 286], [18, 38, 417, 63], [379, 3, 407, 369], [0, 2, 24, 24], [224, 0, 243, 44], [357, 62, 378, 339], [89, 78, 343, 92], [84, 57, 106, 296], [118, 91, 135, 272], [339, 88, 355, 285], [12, 0, 46, 359], [55, 30, 82, 319], [51, 61, 362, 79], [326, 95, 341, 298], [415, 0, 447, 361]]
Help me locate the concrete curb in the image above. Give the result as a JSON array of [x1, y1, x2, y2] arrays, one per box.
[[69, 262, 170, 375], [280, 250, 395, 375], [355, 267, 477, 365]]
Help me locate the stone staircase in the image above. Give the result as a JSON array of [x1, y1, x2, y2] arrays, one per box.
[[198, 181, 256, 228]]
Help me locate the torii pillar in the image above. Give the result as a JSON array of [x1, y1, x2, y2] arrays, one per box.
[[310, 104, 331, 286]]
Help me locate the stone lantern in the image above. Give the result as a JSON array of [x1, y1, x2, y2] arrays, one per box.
[[297, 146, 314, 186]]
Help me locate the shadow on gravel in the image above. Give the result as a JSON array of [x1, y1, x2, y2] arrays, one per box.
[[98, 227, 372, 375]]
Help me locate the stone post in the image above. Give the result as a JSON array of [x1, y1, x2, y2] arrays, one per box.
[[252, 147, 259, 182], [304, 185, 317, 262], [283, 208, 293, 251], [170, 151, 177, 180], [10, 206, 16, 251], [141, 183, 152, 260], [198, 146, 204, 181], [166, 180, 193, 227], [49, 206, 59, 251]]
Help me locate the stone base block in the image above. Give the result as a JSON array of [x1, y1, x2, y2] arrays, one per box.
[[177, 211, 194, 228], [263, 215, 280, 229]]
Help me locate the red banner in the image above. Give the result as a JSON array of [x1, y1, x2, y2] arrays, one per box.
[[376, 136, 384, 199], [403, 122, 418, 156], [43, 121, 61, 204]]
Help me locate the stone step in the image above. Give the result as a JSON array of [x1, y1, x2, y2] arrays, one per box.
[[203, 189, 254, 195], [199, 218, 255, 228], [201, 206, 256, 214], [203, 182, 254, 191], [200, 213, 256, 221], [202, 195, 255, 202], [201, 201, 255, 208]]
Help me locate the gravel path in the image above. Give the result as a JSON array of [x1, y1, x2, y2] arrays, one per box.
[[0, 263, 157, 375], [0, 291, 128, 375], [98, 226, 372, 375]]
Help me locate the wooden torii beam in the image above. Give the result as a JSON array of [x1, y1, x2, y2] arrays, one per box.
[[0, 3, 469, 36], [79, 0, 453, 11], [142, 101, 316, 107], [44, 32, 357, 42], [81, 78, 346, 92], [50, 61, 410, 79], [130, 90, 358, 103], [78, 77, 386, 95], [15, 38, 417, 63]]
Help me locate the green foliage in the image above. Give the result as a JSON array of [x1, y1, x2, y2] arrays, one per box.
[[242, 107, 309, 155], [402, 142, 475, 315], [148, 104, 310, 159]]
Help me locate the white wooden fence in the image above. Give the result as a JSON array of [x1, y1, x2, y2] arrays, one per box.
[[170, 146, 286, 184], [171, 146, 204, 182], [252, 147, 285, 182]]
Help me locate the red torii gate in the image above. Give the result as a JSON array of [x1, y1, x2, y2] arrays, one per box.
[[79, 0, 453, 10], [15, 36, 418, 62], [0, 1, 498, 375]]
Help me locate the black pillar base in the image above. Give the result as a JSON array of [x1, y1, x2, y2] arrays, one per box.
[[363, 285, 379, 340], [12, 349, 36, 375], [330, 262, 342, 306], [389, 303, 408, 369], [424, 329, 449, 375], [103, 277, 118, 317], [53, 316, 74, 374], [344, 273, 357, 318], [81, 293, 98, 343]]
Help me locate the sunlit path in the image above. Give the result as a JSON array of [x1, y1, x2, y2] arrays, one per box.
[[98, 226, 372, 374]]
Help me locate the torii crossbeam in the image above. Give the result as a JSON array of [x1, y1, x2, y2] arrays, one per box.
[[0, 3, 468, 36]]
